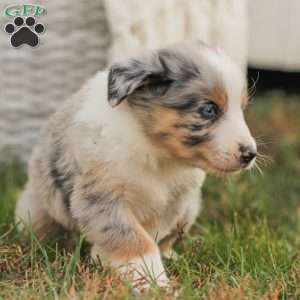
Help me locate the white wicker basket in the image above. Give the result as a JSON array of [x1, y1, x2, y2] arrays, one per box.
[[0, 0, 247, 162]]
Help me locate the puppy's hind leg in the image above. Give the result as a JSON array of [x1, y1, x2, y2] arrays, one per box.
[[15, 181, 62, 240]]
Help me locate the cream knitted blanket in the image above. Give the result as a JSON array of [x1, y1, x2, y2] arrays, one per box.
[[105, 0, 247, 67]]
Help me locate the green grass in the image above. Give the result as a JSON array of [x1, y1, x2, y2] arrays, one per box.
[[1, 91, 300, 299]]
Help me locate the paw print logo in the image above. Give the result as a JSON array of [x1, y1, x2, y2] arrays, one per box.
[[4, 16, 45, 47]]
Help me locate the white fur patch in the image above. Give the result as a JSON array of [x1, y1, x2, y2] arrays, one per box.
[[74, 70, 162, 170], [203, 48, 256, 165], [115, 249, 169, 289]]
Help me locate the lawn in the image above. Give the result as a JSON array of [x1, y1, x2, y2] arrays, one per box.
[[1, 91, 300, 299]]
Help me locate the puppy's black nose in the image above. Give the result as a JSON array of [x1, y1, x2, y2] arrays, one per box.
[[239, 145, 257, 165]]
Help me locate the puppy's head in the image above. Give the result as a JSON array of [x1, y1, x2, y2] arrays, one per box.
[[107, 43, 256, 175]]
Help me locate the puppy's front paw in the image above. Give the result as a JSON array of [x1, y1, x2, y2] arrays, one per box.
[[116, 249, 170, 292]]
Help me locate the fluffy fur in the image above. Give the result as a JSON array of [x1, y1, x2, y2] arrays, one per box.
[[16, 42, 256, 291]]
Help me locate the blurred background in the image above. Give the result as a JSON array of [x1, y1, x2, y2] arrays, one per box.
[[1, 0, 300, 160], [0, 1, 300, 298], [0, 0, 300, 160]]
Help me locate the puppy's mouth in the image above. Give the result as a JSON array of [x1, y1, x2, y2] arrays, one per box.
[[205, 163, 241, 175], [193, 156, 241, 175]]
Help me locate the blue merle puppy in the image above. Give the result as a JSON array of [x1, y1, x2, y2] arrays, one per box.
[[16, 42, 257, 291]]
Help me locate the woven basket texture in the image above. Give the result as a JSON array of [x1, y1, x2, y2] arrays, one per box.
[[0, 0, 111, 161]]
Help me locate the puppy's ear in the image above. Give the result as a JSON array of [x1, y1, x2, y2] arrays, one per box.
[[107, 54, 173, 107]]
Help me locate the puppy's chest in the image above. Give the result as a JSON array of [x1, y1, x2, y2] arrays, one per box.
[[129, 170, 198, 228]]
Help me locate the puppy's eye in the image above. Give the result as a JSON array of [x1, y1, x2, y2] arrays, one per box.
[[198, 102, 220, 120]]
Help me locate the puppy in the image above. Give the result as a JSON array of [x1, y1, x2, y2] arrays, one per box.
[[16, 43, 256, 290]]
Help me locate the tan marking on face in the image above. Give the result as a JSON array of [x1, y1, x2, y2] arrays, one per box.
[[207, 85, 228, 110], [133, 104, 217, 166], [133, 95, 242, 172], [145, 105, 203, 161]]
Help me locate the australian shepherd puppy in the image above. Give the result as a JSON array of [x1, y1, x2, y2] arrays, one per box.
[[16, 42, 256, 291]]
